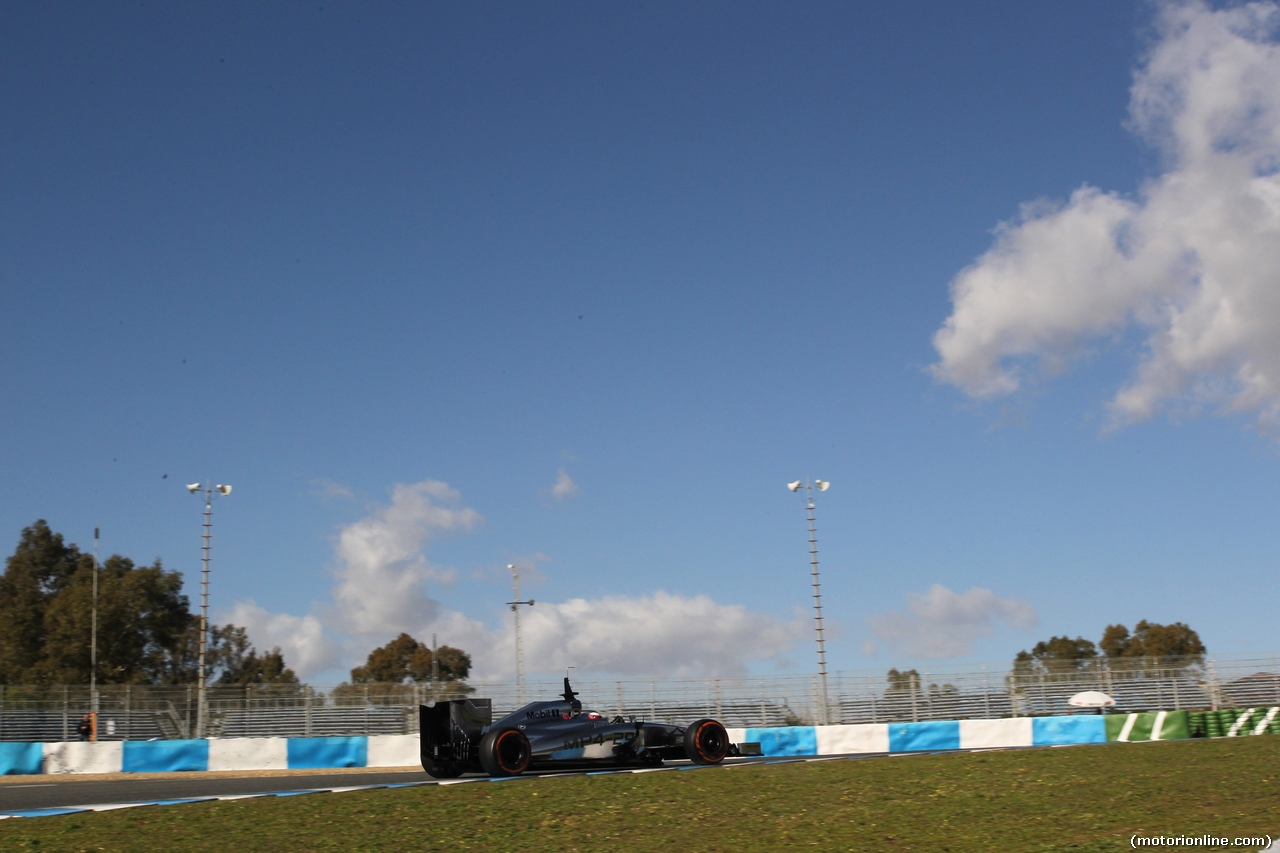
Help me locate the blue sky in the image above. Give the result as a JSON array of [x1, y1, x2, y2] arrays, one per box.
[[3, 1, 1278, 684]]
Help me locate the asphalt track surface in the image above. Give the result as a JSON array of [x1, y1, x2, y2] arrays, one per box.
[[0, 768, 435, 813], [0, 757, 804, 816]]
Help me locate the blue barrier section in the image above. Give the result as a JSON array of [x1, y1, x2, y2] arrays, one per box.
[[744, 726, 817, 757], [123, 740, 210, 773], [0, 742, 43, 775], [287, 736, 368, 770], [1032, 715, 1107, 746], [889, 720, 961, 752]]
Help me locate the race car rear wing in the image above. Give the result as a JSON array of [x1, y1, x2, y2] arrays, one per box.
[[419, 698, 491, 772]]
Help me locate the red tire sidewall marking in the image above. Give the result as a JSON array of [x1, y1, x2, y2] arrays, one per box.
[[498, 730, 528, 773], [696, 722, 724, 762]]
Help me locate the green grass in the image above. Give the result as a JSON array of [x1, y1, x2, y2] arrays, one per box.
[[2, 737, 1277, 852]]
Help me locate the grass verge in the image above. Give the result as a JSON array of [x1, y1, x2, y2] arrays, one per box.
[[1, 736, 1276, 852]]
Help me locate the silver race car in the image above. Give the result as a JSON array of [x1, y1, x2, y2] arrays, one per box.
[[418, 678, 750, 777]]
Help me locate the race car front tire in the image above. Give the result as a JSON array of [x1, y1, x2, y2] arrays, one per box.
[[479, 727, 532, 777], [682, 719, 729, 765]]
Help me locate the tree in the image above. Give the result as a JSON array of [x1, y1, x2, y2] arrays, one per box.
[[349, 633, 470, 684], [1100, 621, 1205, 661], [1018, 636, 1099, 670], [334, 633, 472, 705], [210, 624, 299, 686], [39, 554, 193, 684], [0, 521, 227, 686], [1008, 636, 1099, 686], [885, 668, 921, 695], [1012, 622, 1207, 683], [0, 521, 84, 682], [0, 521, 303, 688], [1099, 621, 1205, 676]]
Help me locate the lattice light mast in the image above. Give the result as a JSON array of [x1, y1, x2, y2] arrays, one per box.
[[788, 478, 831, 725], [90, 527, 100, 741], [187, 481, 231, 739], [506, 564, 535, 705]]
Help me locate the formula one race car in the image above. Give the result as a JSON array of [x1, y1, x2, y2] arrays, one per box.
[[418, 678, 747, 778]]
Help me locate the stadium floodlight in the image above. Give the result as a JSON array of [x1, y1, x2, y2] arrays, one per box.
[[187, 480, 232, 740], [787, 478, 832, 726]]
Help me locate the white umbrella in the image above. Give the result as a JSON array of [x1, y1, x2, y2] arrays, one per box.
[[1067, 690, 1116, 708]]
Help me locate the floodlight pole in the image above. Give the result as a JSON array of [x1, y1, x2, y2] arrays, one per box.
[[506, 564, 535, 706], [789, 478, 831, 725], [189, 481, 231, 740], [431, 633, 439, 703], [90, 527, 99, 742]]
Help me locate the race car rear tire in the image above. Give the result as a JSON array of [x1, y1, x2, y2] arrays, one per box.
[[682, 718, 729, 765], [479, 728, 531, 777]]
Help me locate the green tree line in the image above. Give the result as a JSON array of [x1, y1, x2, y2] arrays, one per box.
[[0, 520, 296, 686], [0, 520, 476, 694], [1011, 620, 1206, 683]]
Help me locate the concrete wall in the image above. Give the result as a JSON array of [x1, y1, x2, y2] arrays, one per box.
[[1, 707, 1268, 776]]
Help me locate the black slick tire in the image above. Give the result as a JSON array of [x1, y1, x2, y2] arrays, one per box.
[[479, 727, 531, 777], [682, 718, 729, 765]]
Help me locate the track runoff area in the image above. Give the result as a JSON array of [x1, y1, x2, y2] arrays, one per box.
[[1, 743, 1277, 851], [2, 747, 1277, 851]]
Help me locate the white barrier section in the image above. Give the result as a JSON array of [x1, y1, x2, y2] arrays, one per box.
[[816, 723, 890, 756], [43, 741, 124, 775], [960, 717, 1033, 750], [366, 734, 419, 768], [726, 727, 747, 749], [208, 737, 288, 772]]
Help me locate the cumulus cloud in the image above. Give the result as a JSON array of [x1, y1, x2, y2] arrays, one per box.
[[225, 600, 340, 676], [932, 1, 1280, 429], [329, 480, 477, 637], [480, 593, 805, 678], [869, 585, 1037, 659], [549, 468, 580, 500], [228, 479, 800, 682]]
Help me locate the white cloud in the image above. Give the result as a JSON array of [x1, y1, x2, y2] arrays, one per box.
[[329, 480, 476, 637], [869, 585, 1037, 659], [932, 1, 1280, 429], [224, 600, 340, 677], [229, 479, 800, 682], [478, 592, 806, 678], [549, 468, 579, 500]]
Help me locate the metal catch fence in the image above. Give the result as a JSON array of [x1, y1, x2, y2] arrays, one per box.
[[2, 653, 1276, 742]]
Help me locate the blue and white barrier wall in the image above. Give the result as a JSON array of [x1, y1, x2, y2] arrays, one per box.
[[1, 709, 1273, 776], [0, 734, 420, 776], [725, 715, 1105, 758], [729, 709, 1271, 758]]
